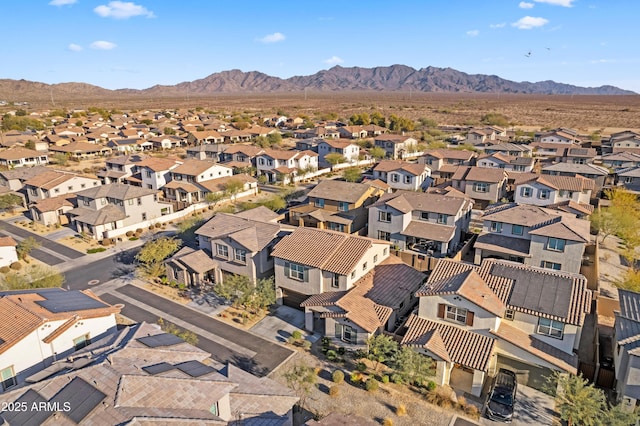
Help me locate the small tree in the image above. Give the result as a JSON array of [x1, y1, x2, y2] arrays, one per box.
[[164, 127, 176, 135], [367, 334, 398, 371], [324, 153, 346, 166], [16, 237, 40, 261], [283, 362, 317, 410], [135, 237, 181, 279], [0, 194, 23, 213], [342, 167, 362, 183], [213, 274, 252, 307], [205, 191, 226, 210], [249, 277, 276, 312], [157, 318, 198, 345], [223, 179, 244, 203], [393, 347, 434, 386], [369, 146, 386, 160], [547, 372, 606, 426]]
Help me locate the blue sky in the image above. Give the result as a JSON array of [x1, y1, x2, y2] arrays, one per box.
[[2, 0, 639, 92]]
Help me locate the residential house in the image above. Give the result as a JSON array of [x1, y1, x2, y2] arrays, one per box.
[[29, 195, 76, 226], [337, 125, 368, 139], [601, 152, 640, 170], [450, 166, 508, 207], [294, 127, 340, 140], [48, 141, 112, 159], [289, 179, 385, 234], [514, 174, 595, 207], [541, 162, 610, 191], [368, 190, 473, 256], [164, 247, 219, 288], [616, 167, 640, 193], [610, 131, 640, 154], [148, 135, 184, 150], [106, 138, 151, 152], [482, 143, 532, 157], [0, 288, 120, 392], [476, 153, 535, 173], [0, 148, 48, 168], [0, 166, 50, 193], [403, 258, 591, 395], [465, 128, 498, 145], [97, 154, 148, 185], [136, 157, 183, 190], [613, 289, 640, 409], [220, 145, 264, 168], [317, 139, 360, 164], [194, 207, 291, 284], [271, 227, 391, 308], [301, 256, 425, 345], [255, 149, 319, 184], [372, 160, 432, 191], [534, 129, 582, 144], [374, 135, 418, 160], [295, 137, 323, 152], [418, 149, 477, 176], [556, 147, 597, 164], [0, 237, 17, 268], [186, 144, 229, 162], [0, 321, 298, 424], [363, 124, 388, 137], [186, 130, 225, 145], [23, 170, 101, 203], [162, 160, 233, 204], [473, 203, 591, 274], [69, 183, 172, 240]]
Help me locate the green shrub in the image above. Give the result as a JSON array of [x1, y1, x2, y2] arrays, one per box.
[[350, 372, 363, 383], [291, 330, 302, 340], [129, 237, 139, 241], [87, 247, 107, 254], [381, 375, 389, 384], [427, 380, 437, 392], [365, 378, 379, 392], [391, 374, 404, 384], [10, 262, 22, 270], [356, 362, 367, 372], [301, 340, 312, 350], [0, 266, 9, 274], [326, 350, 337, 361], [321, 336, 331, 346], [337, 347, 345, 355], [328, 385, 339, 397], [332, 370, 344, 384]]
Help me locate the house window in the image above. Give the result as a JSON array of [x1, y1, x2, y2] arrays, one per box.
[[327, 222, 345, 232], [67, 186, 73, 191], [445, 306, 468, 324], [81, 183, 86, 188], [473, 182, 489, 193], [547, 237, 566, 252], [1, 366, 16, 391], [350, 271, 356, 279], [537, 317, 564, 339], [374, 254, 378, 263], [339, 201, 349, 212], [437, 214, 447, 224], [128, 199, 134, 205], [362, 262, 367, 271], [520, 187, 532, 198], [286, 262, 308, 281], [314, 198, 325, 208], [377, 230, 392, 241], [538, 189, 550, 200], [504, 309, 515, 321], [141, 213, 147, 221], [335, 323, 357, 344], [391, 174, 399, 183], [259, 158, 265, 165], [512, 224, 523, 236], [146, 170, 152, 178], [378, 211, 391, 222], [137, 198, 142, 205], [490, 222, 502, 232], [234, 248, 247, 263], [404, 175, 412, 184], [420, 211, 429, 221], [216, 244, 229, 258], [383, 247, 388, 255], [541, 261, 562, 270], [330, 273, 340, 288], [73, 334, 91, 351]]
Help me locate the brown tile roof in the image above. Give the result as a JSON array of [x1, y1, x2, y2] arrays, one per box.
[[373, 160, 428, 176], [371, 190, 472, 216], [223, 145, 265, 156], [31, 194, 75, 213], [423, 149, 476, 161], [452, 166, 507, 183], [163, 180, 201, 193], [321, 139, 358, 149], [197, 174, 257, 194], [271, 228, 388, 275], [76, 182, 158, 201], [70, 204, 127, 225], [307, 180, 375, 204], [137, 157, 183, 172], [49, 141, 111, 154], [492, 322, 578, 373], [0, 236, 17, 247], [474, 233, 532, 257], [171, 159, 220, 176], [195, 210, 283, 252], [261, 148, 299, 160], [533, 175, 596, 192], [547, 200, 594, 216], [403, 221, 457, 243], [169, 247, 218, 274], [402, 314, 495, 370], [0, 147, 41, 160]]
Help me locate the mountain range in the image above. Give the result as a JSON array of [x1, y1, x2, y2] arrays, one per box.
[[0, 65, 635, 100]]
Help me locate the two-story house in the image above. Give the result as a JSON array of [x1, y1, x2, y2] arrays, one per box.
[[402, 258, 591, 396], [162, 160, 233, 204], [220, 145, 265, 170], [418, 149, 477, 177], [372, 160, 432, 191], [23, 170, 102, 203], [374, 135, 418, 160], [193, 207, 292, 284], [534, 129, 582, 144], [514, 174, 595, 208], [368, 190, 473, 256], [0, 288, 120, 392], [556, 147, 597, 164], [97, 154, 148, 185], [482, 143, 532, 157], [185, 144, 228, 162], [271, 227, 392, 309], [301, 256, 426, 346], [610, 131, 640, 154], [601, 152, 640, 170], [541, 162, 610, 191], [450, 166, 508, 207], [186, 130, 225, 145], [616, 167, 640, 192], [317, 139, 360, 165], [136, 157, 183, 190], [337, 125, 368, 139], [288, 180, 385, 234], [255, 149, 319, 184], [69, 183, 172, 240], [476, 153, 535, 173], [613, 289, 640, 410], [473, 203, 591, 274]]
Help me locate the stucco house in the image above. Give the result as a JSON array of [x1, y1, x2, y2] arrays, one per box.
[[255, 149, 319, 184], [0, 147, 48, 168], [317, 139, 360, 164], [613, 289, 640, 410], [514, 174, 595, 208], [0, 237, 18, 268], [473, 203, 591, 274], [0, 288, 120, 393], [368, 190, 473, 256], [136, 157, 183, 190], [476, 153, 535, 173], [372, 160, 432, 191], [450, 166, 508, 207], [541, 162, 609, 191], [23, 170, 101, 203], [161, 160, 233, 204], [402, 258, 591, 396], [374, 135, 418, 160]]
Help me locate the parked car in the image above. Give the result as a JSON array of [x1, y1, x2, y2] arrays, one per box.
[[485, 368, 517, 422]]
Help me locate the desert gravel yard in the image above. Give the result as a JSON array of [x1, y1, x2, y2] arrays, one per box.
[[271, 351, 459, 426]]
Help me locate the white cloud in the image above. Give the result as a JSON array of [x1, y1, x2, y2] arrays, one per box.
[[49, 0, 77, 5], [324, 56, 344, 65], [490, 23, 506, 29], [519, 1, 535, 8], [590, 59, 615, 64], [90, 41, 117, 50], [534, 0, 574, 6], [466, 30, 479, 37], [257, 32, 285, 43], [67, 43, 83, 52], [512, 16, 549, 29], [94, 1, 155, 19]]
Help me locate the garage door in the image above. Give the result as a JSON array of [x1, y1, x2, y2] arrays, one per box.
[[496, 355, 554, 392], [281, 289, 309, 310]]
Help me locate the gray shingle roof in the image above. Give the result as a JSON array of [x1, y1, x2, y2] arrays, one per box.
[[75, 182, 158, 200]]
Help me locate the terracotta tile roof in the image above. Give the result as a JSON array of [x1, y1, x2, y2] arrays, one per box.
[[534, 175, 595, 192], [261, 148, 299, 160], [546, 200, 594, 216], [168, 247, 218, 274], [491, 322, 578, 373], [307, 180, 375, 204], [163, 180, 201, 193], [542, 162, 609, 176], [137, 157, 183, 172], [0, 236, 17, 247], [0, 147, 42, 160], [197, 174, 257, 194], [452, 166, 507, 183], [320, 139, 358, 149], [373, 160, 428, 176], [374, 134, 415, 144], [403, 221, 456, 243], [223, 145, 264, 156], [271, 228, 387, 275], [31, 194, 75, 213], [402, 314, 495, 370], [371, 190, 472, 216], [171, 159, 220, 176]]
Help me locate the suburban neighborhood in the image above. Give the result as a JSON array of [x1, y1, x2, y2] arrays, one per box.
[[0, 103, 638, 426]]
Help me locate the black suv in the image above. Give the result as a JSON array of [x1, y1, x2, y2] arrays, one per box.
[[485, 369, 517, 422]]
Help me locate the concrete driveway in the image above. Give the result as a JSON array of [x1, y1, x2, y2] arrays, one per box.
[[481, 385, 556, 426], [250, 305, 319, 345]]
